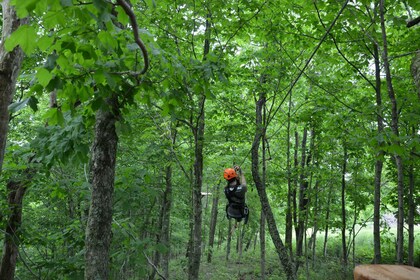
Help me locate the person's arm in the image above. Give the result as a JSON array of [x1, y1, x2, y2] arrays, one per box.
[[234, 166, 247, 188]]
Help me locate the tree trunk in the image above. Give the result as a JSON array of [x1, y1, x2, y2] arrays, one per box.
[[260, 211, 266, 280], [187, 94, 205, 280], [373, 43, 384, 264], [323, 184, 332, 257], [187, 11, 210, 278], [285, 91, 293, 255], [207, 182, 220, 263], [296, 127, 308, 258], [84, 95, 119, 280], [379, 0, 405, 264], [0, 180, 27, 280], [411, 50, 420, 100], [252, 93, 296, 280], [407, 153, 415, 266], [226, 219, 232, 261], [0, 0, 28, 173], [161, 165, 173, 278], [311, 181, 319, 268], [0, 2, 29, 279], [341, 145, 348, 271], [292, 131, 299, 242]]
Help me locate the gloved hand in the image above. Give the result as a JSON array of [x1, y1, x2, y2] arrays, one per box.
[[234, 165, 242, 174]]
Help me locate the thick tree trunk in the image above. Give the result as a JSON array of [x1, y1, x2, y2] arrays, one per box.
[[0, 180, 27, 280], [373, 43, 383, 264], [252, 93, 296, 280], [0, 0, 28, 173], [379, 0, 405, 263], [207, 182, 219, 263], [84, 95, 119, 280]]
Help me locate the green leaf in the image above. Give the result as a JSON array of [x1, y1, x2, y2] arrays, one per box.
[[4, 25, 37, 55], [8, 98, 30, 113], [37, 36, 54, 52], [43, 108, 65, 126], [36, 68, 53, 88]]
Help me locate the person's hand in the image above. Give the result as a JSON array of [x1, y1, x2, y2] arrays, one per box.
[[234, 165, 241, 174]]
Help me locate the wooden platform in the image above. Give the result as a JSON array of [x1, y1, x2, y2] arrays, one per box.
[[354, 264, 420, 280]]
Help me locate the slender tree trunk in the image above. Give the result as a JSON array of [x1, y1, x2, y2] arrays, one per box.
[[410, 50, 420, 100], [293, 131, 299, 241], [373, 43, 384, 264], [188, 97, 205, 279], [252, 93, 296, 280], [311, 181, 319, 268], [341, 145, 348, 271], [407, 155, 415, 266], [161, 165, 173, 278], [323, 184, 332, 257], [226, 219, 232, 261], [207, 182, 220, 263], [237, 223, 243, 262], [84, 95, 119, 280], [296, 127, 308, 258], [379, 0, 405, 263], [285, 91, 293, 255], [260, 211, 266, 280], [187, 11, 210, 278], [0, 0, 28, 173], [0, 180, 27, 280]]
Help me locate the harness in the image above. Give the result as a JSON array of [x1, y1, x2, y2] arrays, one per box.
[[224, 180, 248, 223]]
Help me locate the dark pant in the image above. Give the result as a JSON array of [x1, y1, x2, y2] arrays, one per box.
[[226, 203, 249, 224]]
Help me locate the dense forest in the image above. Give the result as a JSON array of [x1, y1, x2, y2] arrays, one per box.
[[0, 0, 419, 279]]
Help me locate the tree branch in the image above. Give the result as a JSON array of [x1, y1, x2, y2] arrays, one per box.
[[116, 0, 149, 75], [407, 16, 420, 28]]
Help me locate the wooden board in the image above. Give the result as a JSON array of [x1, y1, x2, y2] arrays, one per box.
[[354, 264, 420, 280]]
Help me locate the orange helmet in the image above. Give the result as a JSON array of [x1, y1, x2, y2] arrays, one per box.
[[224, 168, 237, 180]]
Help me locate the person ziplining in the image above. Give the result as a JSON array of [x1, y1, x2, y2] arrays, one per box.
[[223, 166, 249, 224]]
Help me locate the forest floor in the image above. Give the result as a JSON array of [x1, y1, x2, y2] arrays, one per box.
[[169, 224, 420, 280]]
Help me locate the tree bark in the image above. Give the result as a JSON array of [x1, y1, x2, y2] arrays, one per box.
[[341, 144, 348, 270], [226, 219, 232, 261], [379, 0, 405, 264], [251, 93, 296, 280], [373, 43, 384, 264], [285, 91, 293, 255], [161, 165, 173, 278], [0, 0, 28, 173], [0, 180, 27, 280], [187, 11, 210, 279], [323, 183, 332, 257], [207, 181, 220, 263], [296, 127, 308, 258], [407, 149, 415, 266], [260, 211, 266, 280], [410, 51, 420, 101], [84, 95, 119, 280]]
